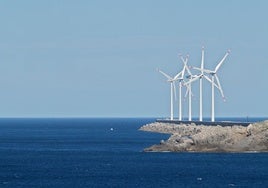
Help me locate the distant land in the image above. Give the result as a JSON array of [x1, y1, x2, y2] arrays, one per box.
[[140, 120, 268, 152]]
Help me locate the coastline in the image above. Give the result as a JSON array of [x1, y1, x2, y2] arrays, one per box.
[[139, 120, 268, 152]]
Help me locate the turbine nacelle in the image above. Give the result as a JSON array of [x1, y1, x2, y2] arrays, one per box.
[[185, 75, 191, 79]]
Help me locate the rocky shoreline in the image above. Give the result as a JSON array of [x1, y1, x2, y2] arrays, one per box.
[[139, 121, 268, 152]]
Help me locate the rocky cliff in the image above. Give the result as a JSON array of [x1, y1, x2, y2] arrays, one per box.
[[139, 121, 268, 152]]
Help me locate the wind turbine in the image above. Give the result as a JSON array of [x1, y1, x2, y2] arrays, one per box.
[[199, 47, 204, 121], [157, 69, 181, 120], [180, 55, 196, 121], [193, 49, 231, 122], [186, 47, 213, 121], [176, 57, 187, 121]]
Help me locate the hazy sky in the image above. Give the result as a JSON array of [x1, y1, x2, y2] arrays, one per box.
[[0, 1, 267, 118]]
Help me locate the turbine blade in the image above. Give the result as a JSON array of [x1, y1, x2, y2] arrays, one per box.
[[185, 65, 192, 76], [190, 87, 194, 97], [183, 82, 189, 98], [203, 75, 220, 89], [192, 67, 212, 74], [184, 61, 192, 76], [184, 75, 201, 85], [184, 83, 194, 98], [184, 86, 189, 98], [158, 69, 172, 80], [181, 65, 186, 78], [215, 50, 230, 72], [215, 74, 225, 100], [180, 55, 192, 76], [201, 46, 204, 71], [173, 71, 182, 80], [203, 74, 212, 83], [180, 54, 189, 63]]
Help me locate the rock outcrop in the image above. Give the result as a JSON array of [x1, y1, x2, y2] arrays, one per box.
[[139, 121, 268, 152]]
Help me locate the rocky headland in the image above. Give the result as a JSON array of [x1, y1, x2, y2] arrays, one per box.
[[139, 121, 268, 152]]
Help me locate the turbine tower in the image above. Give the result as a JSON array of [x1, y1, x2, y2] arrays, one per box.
[[157, 69, 181, 120], [199, 47, 204, 121], [187, 46, 213, 121], [186, 47, 205, 121], [193, 49, 230, 122]]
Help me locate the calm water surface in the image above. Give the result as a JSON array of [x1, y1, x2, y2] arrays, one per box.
[[0, 118, 267, 187]]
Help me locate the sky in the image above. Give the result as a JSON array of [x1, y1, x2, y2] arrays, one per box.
[[0, 0, 267, 118]]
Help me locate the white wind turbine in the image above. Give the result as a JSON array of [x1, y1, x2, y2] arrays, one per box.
[[193, 49, 231, 122], [157, 69, 181, 120], [199, 47, 205, 121], [186, 47, 214, 121], [176, 59, 187, 121], [180, 55, 196, 121]]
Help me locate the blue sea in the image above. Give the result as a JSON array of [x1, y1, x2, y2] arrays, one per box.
[[0, 117, 268, 188]]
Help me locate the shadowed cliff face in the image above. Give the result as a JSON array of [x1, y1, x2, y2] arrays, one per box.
[[139, 121, 268, 152]]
